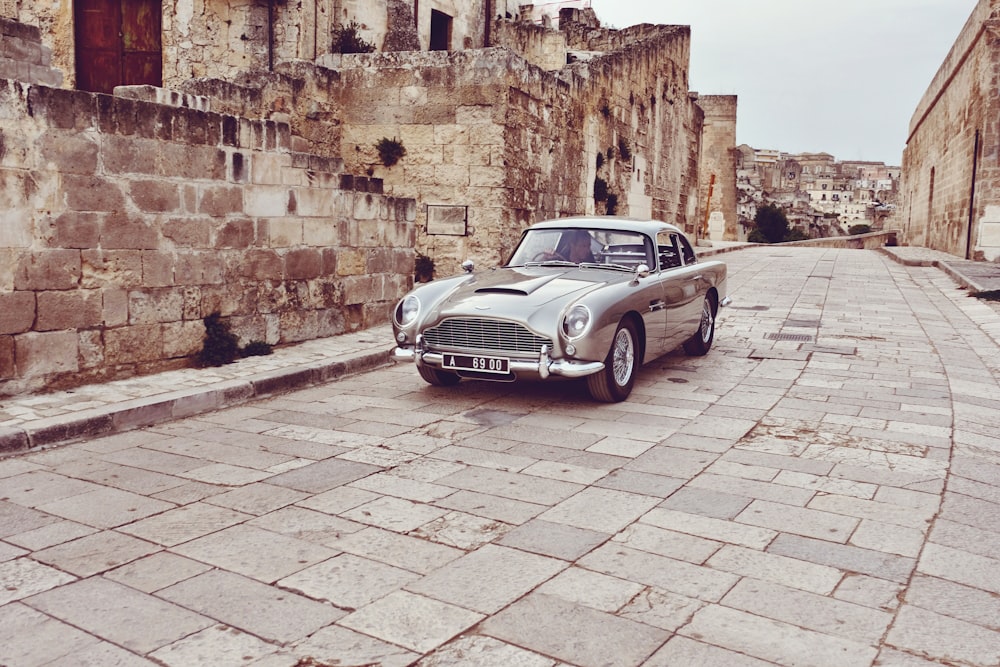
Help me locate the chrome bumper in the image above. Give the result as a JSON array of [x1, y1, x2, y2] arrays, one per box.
[[392, 346, 604, 379]]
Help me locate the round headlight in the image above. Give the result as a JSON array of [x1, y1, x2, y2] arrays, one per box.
[[562, 304, 592, 339], [397, 295, 420, 327]]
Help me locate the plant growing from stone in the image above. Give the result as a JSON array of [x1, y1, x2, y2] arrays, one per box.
[[332, 21, 375, 54], [415, 253, 434, 282], [197, 312, 240, 367], [376, 137, 407, 166], [241, 340, 273, 357]]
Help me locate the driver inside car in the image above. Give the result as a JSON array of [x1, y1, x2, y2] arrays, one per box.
[[541, 229, 596, 263]]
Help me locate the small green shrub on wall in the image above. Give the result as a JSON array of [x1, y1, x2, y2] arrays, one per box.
[[197, 312, 239, 367], [415, 253, 435, 282], [376, 137, 407, 166], [332, 21, 375, 54]]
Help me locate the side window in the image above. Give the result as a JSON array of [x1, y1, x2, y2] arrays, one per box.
[[676, 234, 697, 265], [656, 231, 681, 269]]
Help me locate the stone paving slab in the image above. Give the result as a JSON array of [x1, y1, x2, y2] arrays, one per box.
[[0, 246, 997, 666]]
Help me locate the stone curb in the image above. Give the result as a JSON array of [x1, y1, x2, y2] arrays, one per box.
[[0, 347, 395, 457], [877, 247, 995, 294], [937, 262, 992, 294]]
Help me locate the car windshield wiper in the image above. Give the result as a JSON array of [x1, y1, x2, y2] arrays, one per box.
[[581, 261, 634, 272]]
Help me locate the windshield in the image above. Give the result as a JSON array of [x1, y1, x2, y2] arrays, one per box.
[[507, 228, 654, 270]]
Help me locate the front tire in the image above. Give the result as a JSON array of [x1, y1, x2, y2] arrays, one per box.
[[683, 294, 717, 356], [417, 365, 461, 386], [587, 319, 639, 402]]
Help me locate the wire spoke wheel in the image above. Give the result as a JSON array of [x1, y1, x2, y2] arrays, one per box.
[[683, 294, 717, 356], [611, 327, 635, 385], [588, 318, 639, 402]]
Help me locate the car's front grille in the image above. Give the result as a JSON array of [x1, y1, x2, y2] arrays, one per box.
[[422, 318, 552, 355]]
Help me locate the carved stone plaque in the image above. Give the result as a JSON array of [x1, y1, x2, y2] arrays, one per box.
[[427, 205, 468, 236]]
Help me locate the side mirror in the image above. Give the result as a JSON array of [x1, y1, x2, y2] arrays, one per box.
[[635, 263, 651, 277], [461, 260, 475, 273]]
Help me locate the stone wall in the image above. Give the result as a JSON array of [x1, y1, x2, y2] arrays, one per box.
[[900, 0, 1000, 261], [331, 22, 701, 276], [0, 16, 62, 87], [696, 94, 738, 242], [0, 79, 414, 397], [491, 18, 568, 71]]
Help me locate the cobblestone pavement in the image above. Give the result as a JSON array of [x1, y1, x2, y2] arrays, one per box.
[[1, 246, 999, 666]]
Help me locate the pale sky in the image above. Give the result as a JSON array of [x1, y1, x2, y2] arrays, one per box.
[[587, 0, 979, 165]]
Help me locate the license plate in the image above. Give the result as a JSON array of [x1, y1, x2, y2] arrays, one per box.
[[442, 354, 510, 374]]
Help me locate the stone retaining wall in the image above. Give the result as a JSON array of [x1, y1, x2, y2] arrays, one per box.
[[900, 0, 1000, 261], [0, 80, 414, 397], [778, 230, 899, 250]]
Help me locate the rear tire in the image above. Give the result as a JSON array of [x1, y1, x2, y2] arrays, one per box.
[[417, 365, 461, 386], [683, 294, 717, 356], [587, 319, 639, 402]]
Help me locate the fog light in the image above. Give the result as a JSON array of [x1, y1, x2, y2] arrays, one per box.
[[565, 343, 576, 355], [396, 331, 407, 343]]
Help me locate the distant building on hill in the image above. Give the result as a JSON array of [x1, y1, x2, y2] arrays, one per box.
[[736, 146, 900, 240]]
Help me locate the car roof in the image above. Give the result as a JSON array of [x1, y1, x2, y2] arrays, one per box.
[[527, 216, 685, 238]]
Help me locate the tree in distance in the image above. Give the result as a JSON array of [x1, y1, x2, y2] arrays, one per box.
[[749, 203, 790, 243]]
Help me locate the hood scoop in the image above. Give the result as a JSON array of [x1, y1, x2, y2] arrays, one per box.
[[474, 286, 529, 296], [471, 272, 560, 296]]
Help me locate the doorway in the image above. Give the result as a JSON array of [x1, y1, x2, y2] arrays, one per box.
[[75, 0, 162, 94], [429, 9, 452, 51]]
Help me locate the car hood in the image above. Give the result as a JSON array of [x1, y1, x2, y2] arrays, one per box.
[[428, 266, 620, 321]]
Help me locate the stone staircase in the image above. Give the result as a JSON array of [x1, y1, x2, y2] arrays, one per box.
[[0, 16, 62, 87]]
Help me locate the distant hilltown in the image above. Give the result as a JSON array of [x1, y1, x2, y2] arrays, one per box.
[[736, 146, 900, 241]]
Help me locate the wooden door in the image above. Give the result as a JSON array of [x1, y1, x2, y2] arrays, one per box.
[[75, 0, 162, 94]]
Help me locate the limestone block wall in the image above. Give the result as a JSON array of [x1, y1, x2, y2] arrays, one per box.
[[0, 16, 62, 87], [0, 79, 414, 397], [182, 62, 346, 162], [491, 19, 568, 71], [569, 25, 701, 233], [900, 0, 1000, 260], [696, 94, 738, 242], [335, 24, 701, 276]]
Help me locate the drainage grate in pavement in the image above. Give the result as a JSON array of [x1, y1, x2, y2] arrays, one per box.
[[765, 332, 814, 342], [730, 305, 770, 311]]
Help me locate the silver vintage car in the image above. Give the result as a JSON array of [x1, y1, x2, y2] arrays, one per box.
[[392, 216, 729, 402]]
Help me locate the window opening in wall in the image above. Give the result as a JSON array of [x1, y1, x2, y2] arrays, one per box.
[[74, 0, 162, 94], [430, 9, 452, 51]]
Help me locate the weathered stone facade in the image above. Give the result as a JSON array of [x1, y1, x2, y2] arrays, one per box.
[[900, 0, 1000, 261], [695, 94, 738, 242], [0, 76, 413, 396], [0, 17, 62, 87], [318, 12, 704, 275]]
